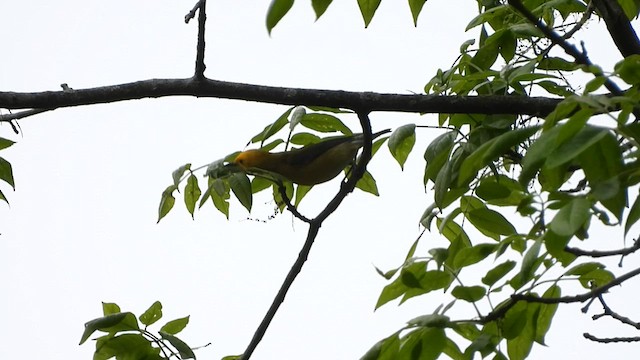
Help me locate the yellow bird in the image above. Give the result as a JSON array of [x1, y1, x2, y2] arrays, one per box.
[[234, 129, 391, 186]]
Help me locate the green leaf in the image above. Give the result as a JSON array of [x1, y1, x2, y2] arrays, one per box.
[[355, 170, 379, 196], [0, 137, 15, 150], [578, 132, 626, 221], [361, 332, 401, 360], [538, 57, 579, 71], [357, 0, 381, 27], [466, 208, 516, 238], [398, 327, 446, 360], [519, 117, 574, 185], [508, 298, 542, 359], [204, 159, 227, 179], [79, 312, 139, 345], [139, 301, 163, 327], [458, 126, 540, 185], [548, 197, 591, 236], [375, 265, 451, 309], [407, 314, 450, 328], [453, 243, 497, 269], [294, 184, 312, 207], [300, 113, 352, 134], [311, 0, 333, 19], [482, 260, 517, 286], [476, 175, 525, 206], [408, 0, 427, 26], [451, 285, 486, 302], [251, 107, 292, 144], [290, 132, 320, 146], [434, 160, 452, 209], [424, 131, 456, 184], [545, 126, 608, 169], [536, 285, 560, 344], [0, 157, 15, 189], [625, 192, 640, 236], [520, 237, 543, 284], [502, 301, 528, 340], [157, 185, 178, 223], [266, 0, 294, 35], [565, 262, 604, 276], [160, 316, 190, 335], [159, 331, 196, 359], [388, 124, 416, 170], [93, 333, 160, 360], [466, 5, 509, 30], [614, 54, 640, 85], [210, 178, 231, 218], [171, 163, 191, 187], [251, 177, 272, 194], [544, 230, 575, 266], [229, 172, 252, 212], [184, 175, 201, 219], [102, 302, 121, 316]]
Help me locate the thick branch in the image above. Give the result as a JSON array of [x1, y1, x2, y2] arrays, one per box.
[[592, 0, 640, 58], [0, 78, 562, 116]]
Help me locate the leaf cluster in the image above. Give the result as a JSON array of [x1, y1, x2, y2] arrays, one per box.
[[157, 106, 419, 221], [80, 301, 196, 360]]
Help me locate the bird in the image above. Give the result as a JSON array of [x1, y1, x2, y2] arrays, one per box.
[[233, 129, 391, 186]]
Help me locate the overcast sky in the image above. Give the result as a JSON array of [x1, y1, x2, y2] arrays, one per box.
[[1, 1, 639, 359]]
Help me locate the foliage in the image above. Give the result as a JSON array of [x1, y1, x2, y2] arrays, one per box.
[[159, 0, 640, 359], [0, 133, 16, 206], [60, 0, 640, 359], [80, 301, 199, 360], [157, 106, 402, 222]]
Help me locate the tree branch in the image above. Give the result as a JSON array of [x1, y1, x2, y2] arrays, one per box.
[[564, 239, 640, 258], [508, 0, 626, 97], [592, 0, 640, 58], [0, 108, 53, 122], [194, 0, 207, 79], [512, 266, 640, 305], [584, 333, 640, 343], [0, 78, 563, 116], [481, 266, 640, 323]]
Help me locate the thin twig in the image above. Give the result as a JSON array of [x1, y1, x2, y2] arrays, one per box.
[[593, 295, 640, 329], [184, 0, 202, 24], [194, 0, 207, 79], [239, 222, 321, 360], [562, 1, 595, 40], [508, 0, 626, 97], [240, 111, 374, 359], [0, 108, 52, 122], [276, 182, 311, 223], [584, 333, 640, 343], [565, 239, 640, 258]]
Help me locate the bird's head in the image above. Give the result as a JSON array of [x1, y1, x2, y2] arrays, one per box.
[[234, 149, 269, 170]]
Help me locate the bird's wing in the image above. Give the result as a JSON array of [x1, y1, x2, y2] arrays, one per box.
[[284, 136, 355, 167]]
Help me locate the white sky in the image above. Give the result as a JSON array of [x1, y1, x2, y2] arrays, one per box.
[[1, 1, 639, 359]]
